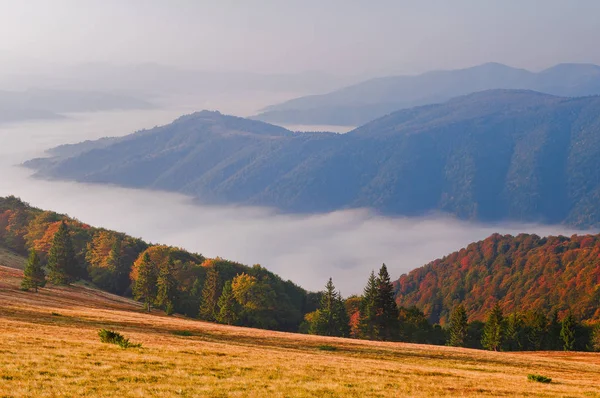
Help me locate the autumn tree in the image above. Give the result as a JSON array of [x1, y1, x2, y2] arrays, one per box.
[[231, 273, 277, 329], [155, 258, 177, 315], [199, 267, 220, 321], [46, 221, 77, 285], [216, 280, 239, 325], [133, 252, 157, 312], [561, 311, 577, 351], [359, 271, 379, 340], [21, 249, 45, 292], [375, 264, 399, 341], [309, 278, 350, 337], [482, 302, 504, 351], [448, 304, 468, 347]]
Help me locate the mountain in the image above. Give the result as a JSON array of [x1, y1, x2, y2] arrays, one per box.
[[394, 232, 600, 324], [26, 90, 600, 227], [254, 63, 600, 126], [0, 89, 153, 123]]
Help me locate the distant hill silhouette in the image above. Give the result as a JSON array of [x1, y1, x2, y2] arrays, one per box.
[[27, 90, 600, 227], [255, 63, 600, 126]]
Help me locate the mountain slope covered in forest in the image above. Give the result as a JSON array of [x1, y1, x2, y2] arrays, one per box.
[[26, 90, 600, 227]]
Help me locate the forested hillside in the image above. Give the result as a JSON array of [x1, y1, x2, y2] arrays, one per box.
[[0, 196, 315, 331], [28, 90, 600, 227], [395, 233, 600, 325]]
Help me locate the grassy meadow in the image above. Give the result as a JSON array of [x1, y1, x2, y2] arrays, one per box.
[[1, 264, 600, 397]]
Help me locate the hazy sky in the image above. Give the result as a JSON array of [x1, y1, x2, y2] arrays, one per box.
[[2, 0, 600, 76]]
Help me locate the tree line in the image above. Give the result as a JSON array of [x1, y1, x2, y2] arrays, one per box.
[[305, 265, 600, 352]]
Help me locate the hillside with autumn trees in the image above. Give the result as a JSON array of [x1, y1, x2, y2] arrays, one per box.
[[395, 233, 600, 325], [0, 196, 316, 332]]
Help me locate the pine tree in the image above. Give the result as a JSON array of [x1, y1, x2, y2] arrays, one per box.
[[199, 267, 220, 321], [133, 252, 157, 312], [482, 302, 504, 351], [375, 264, 399, 341], [107, 236, 128, 294], [591, 324, 600, 352], [216, 280, 239, 325], [526, 310, 548, 350], [311, 278, 350, 337], [359, 271, 379, 340], [155, 258, 177, 314], [561, 311, 577, 351], [547, 310, 562, 350], [504, 312, 525, 351], [448, 304, 468, 347], [21, 249, 45, 292], [46, 221, 77, 285]]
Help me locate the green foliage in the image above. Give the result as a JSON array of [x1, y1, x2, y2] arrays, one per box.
[[482, 303, 504, 351], [133, 252, 157, 312], [561, 312, 577, 351], [375, 264, 399, 341], [308, 278, 350, 337], [527, 374, 552, 383], [21, 249, 45, 292], [216, 281, 239, 325], [359, 271, 379, 340], [199, 267, 220, 321], [155, 258, 177, 313], [46, 221, 77, 285], [172, 330, 194, 337], [448, 305, 468, 347], [98, 329, 141, 349]]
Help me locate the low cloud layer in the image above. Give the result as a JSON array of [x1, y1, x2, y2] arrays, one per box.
[[0, 110, 587, 294]]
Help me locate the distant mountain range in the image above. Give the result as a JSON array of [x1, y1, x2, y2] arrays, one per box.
[[26, 89, 600, 227], [254, 63, 600, 126], [0, 89, 153, 123], [394, 232, 600, 323]]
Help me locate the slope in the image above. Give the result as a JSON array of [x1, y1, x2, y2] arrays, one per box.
[[255, 62, 600, 126], [395, 233, 600, 325], [27, 90, 600, 227], [1, 265, 599, 397]]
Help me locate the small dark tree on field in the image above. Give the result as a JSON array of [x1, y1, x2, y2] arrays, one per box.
[[448, 304, 468, 347], [21, 249, 45, 292]]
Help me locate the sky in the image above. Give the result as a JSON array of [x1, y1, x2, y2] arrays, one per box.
[[1, 0, 600, 76]]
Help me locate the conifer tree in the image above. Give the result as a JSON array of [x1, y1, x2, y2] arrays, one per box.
[[375, 264, 399, 341], [107, 236, 128, 294], [21, 249, 45, 292], [359, 271, 379, 340], [503, 312, 524, 351], [199, 267, 220, 321], [591, 324, 600, 352], [527, 310, 548, 350], [448, 304, 468, 347], [133, 252, 157, 312], [155, 258, 177, 314], [46, 221, 77, 285], [561, 311, 577, 351], [547, 310, 562, 351], [311, 278, 350, 337], [482, 302, 504, 351], [216, 280, 239, 325]]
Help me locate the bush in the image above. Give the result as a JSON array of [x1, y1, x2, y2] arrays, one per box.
[[98, 329, 141, 349], [318, 345, 337, 351], [527, 374, 552, 383], [172, 330, 193, 337]]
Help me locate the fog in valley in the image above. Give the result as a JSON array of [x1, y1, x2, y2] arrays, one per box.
[[0, 110, 586, 294]]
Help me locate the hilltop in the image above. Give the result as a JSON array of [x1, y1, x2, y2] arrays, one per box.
[[395, 233, 600, 324], [255, 62, 600, 126], [27, 90, 600, 227], [1, 264, 599, 397]]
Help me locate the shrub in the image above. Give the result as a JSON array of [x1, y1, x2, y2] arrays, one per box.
[[172, 330, 193, 336], [98, 329, 141, 349], [527, 374, 552, 383], [318, 345, 337, 351]]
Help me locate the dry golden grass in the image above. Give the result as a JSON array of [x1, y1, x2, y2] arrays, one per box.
[[1, 264, 599, 397]]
